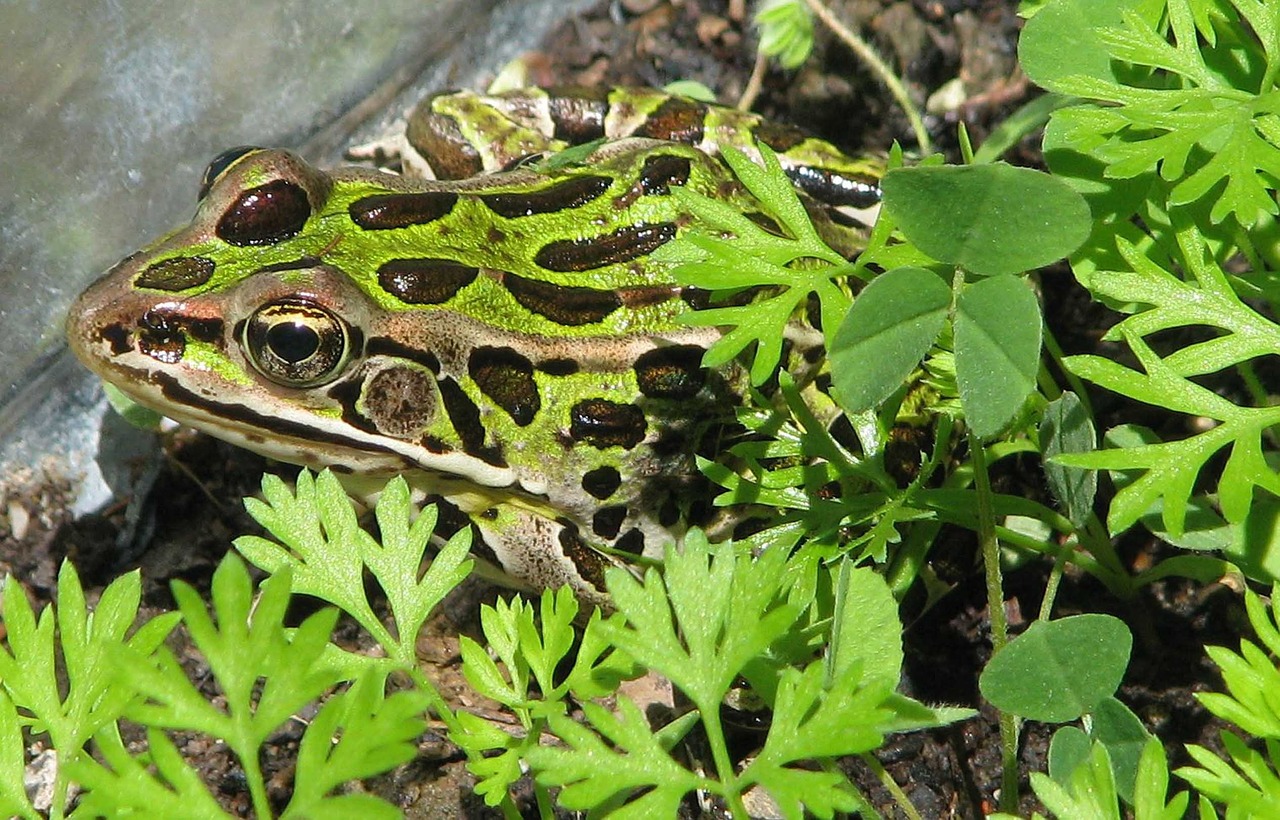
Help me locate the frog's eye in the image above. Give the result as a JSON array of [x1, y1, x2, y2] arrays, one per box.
[[199, 146, 263, 201], [243, 299, 350, 388]]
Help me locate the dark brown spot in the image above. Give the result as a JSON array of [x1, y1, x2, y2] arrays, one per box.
[[615, 528, 646, 555], [681, 287, 711, 309], [556, 518, 608, 591], [570, 399, 647, 449], [533, 222, 676, 272], [504, 273, 622, 326], [378, 258, 478, 304], [349, 192, 458, 230], [469, 346, 539, 426], [437, 377, 495, 462], [217, 180, 311, 246], [488, 227, 507, 244], [744, 212, 785, 237], [423, 494, 472, 537], [581, 465, 621, 499], [634, 345, 707, 399], [784, 165, 882, 208], [547, 87, 609, 143], [186, 317, 224, 344], [138, 331, 184, 364], [480, 175, 612, 218], [405, 97, 484, 180], [592, 505, 627, 539], [538, 358, 580, 376], [365, 336, 441, 373], [754, 120, 808, 153], [421, 435, 451, 454], [362, 366, 436, 439], [135, 309, 225, 363], [135, 256, 215, 291], [637, 155, 691, 195], [634, 97, 707, 144], [100, 324, 131, 356]]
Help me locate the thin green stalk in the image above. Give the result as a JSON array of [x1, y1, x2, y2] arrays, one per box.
[[884, 414, 954, 595], [239, 742, 272, 819], [1042, 326, 1094, 419], [1038, 540, 1070, 622], [701, 706, 751, 819], [801, 0, 932, 153], [970, 434, 1019, 812], [860, 752, 921, 820]]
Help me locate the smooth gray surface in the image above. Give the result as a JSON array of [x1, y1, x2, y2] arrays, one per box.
[[0, 0, 589, 506]]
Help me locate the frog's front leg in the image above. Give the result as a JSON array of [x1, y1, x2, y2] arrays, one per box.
[[457, 498, 632, 610]]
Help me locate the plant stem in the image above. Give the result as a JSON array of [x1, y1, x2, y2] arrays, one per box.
[[739, 48, 769, 112], [240, 744, 272, 819], [969, 433, 1020, 812], [1038, 541, 1068, 622], [801, 0, 931, 153], [1042, 327, 1094, 419], [700, 704, 750, 819], [861, 752, 922, 820]]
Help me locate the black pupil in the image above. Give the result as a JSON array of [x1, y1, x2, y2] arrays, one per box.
[[266, 321, 320, 364]]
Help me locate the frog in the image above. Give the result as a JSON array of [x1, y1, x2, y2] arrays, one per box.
[[66, 86, 882, 607]]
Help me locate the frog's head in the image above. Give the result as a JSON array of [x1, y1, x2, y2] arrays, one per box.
[[66, 147, 519, 486]]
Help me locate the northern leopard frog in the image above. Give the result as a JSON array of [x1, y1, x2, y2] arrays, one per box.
[[67, 86, 882, 605]]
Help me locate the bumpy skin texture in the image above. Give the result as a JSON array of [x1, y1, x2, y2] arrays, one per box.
[[67, 88, 878, 605]]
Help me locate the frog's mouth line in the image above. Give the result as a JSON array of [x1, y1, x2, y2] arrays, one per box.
[[116, 369, 527, 492], [150, 371, 410, 466]]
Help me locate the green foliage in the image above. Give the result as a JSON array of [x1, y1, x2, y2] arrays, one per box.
[[79, 556, 426, 818], [1017, 0, 1280, 567], [0, 563, 178, 819], [521, 537, 972, 817], [1040, 697, 1159, 807], [1176, 586, 1280, 815], [980, 615, 1132, 723], [451, 588, 640, 805], [754, 0, 815, 70], [862, 163, 1084, 438], [1054, 219, 1280, 542], [829, 265, 950, 413], [1022, 0, 1280, 227], [880, 164, 1091, 277], [235, 469, 473, 671], [993, 738, 1190, 820], [668, 140, 1089, 589], [1179, 733, 1280, 815], [1040, 392, 1099, 529], [0, 473, 475, 818], [952, 274, 1044, 439], [662, 142, 855, 386]]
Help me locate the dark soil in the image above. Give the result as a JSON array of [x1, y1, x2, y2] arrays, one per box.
[[0, 1, 1246, 817]]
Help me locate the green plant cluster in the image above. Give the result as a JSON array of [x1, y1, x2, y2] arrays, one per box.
[[0, 473, 970, 818]]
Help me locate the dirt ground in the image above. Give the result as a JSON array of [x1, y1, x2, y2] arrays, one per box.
[[1, 0, 1245, 816]]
